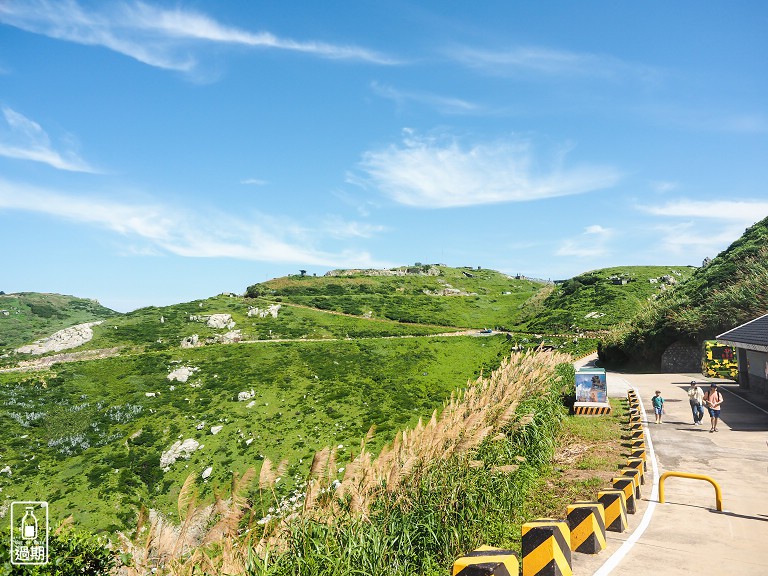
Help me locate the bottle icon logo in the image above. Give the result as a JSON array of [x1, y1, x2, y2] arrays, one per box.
[[22, 507, 38, 540], [10, 501, 49, 565]]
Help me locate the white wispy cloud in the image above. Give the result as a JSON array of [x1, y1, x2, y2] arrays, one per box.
[[637, 198, 768, 260], [370, 81, 479, 114], [646, 104, 768, 135], [0, 0, 397, 72], [320, 216, 387, 239], [0, 178, 385, 267], [0, 106, 96, 172], [650, 221, 740, 258], [448, 45, 659, 83], [640, 199, 768, 222], [240, 178, 268, 186], [556, 225, 615, 258], [352, 130, 621, 208], [650, 180, 678, 193]]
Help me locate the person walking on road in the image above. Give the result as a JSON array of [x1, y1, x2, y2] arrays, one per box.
[[652, 390, 665, 424], [704, 383, 724, 432], [688, 381, 705, 425]]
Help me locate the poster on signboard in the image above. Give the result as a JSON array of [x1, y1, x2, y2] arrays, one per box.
[[575, 369, 607, 404]]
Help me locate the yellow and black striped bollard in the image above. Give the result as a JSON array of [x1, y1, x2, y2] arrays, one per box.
[[597, 489, 628, 532], [626, 458, 644, 484], [522, 519, 572, 576], [620, 468, 642, 498], [566, 501, 606, 554], [612, 476, 636, 514], [630, 448, 647, 471], [630, 438, 645, 450], [453, 545, 519, 575]]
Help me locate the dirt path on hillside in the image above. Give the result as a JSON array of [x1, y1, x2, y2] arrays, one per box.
[[0, 328, 490, 373], [0, 298, 598, 373], [0, 347, 123, 373]]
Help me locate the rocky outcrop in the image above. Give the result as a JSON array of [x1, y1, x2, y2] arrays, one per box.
[[16, 322, 102, 355], [248, 304, 281, 318], [206, 314, 234, 329], [423, 284, 477, 297], [181, 334, 200, 348], [325, 266, 441, 277], [219, 330, 241, 343], [167, 366, 199, 383], [160, 438, 200, 471]]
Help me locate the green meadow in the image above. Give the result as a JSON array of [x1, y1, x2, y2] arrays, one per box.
[[0, 335, 512, 532], [0, 263, 689, 541]]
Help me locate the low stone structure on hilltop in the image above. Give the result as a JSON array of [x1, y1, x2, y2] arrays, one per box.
[[325, 265, 441, 277]]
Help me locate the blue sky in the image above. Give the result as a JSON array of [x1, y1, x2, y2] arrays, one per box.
[[1, 1, 767, 312]]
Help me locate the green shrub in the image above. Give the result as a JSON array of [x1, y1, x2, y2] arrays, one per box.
[[0, 526, 116, 576]]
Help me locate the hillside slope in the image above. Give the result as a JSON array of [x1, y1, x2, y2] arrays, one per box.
[[246, 265, 544, 329], [523, 265, 696, 332], [599, 216, 768, 367], [0, 261, 704, 534], [0, 292, 119, 353]]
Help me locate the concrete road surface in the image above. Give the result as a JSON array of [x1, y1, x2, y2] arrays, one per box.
[[571, 356, 768, 576]]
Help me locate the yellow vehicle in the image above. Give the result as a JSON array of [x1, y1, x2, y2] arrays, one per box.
[[703, 340, 738, 380]]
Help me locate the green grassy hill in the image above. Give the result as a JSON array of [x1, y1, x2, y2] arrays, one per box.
[[0, 262, 699, 536], [599, 216, 768, 367], [79, 293, 452, 354], [524, 266, 696, 333], [0, 292, 119, 353], [0, 335, 512, 532], [246, 265, 543, 329]]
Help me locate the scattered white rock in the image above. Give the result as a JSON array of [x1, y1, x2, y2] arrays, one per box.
[[196, 422, 205, 430], [247, 304, 281, 318], [207, 314, 233, 329], [160, 438, 200, 471], [16, 321, 103, 355], [238, 390, 256, 401], [0, 466, 11, 476], [210, 425, 223, 435], [584, 311, 606, 319], [221, 330, 241, 343], [167, 366, 199, 383], [201, 466, 213, 480], [180, 334, 199, 348], [246, 400, 256, 408], [245, 439, 254, 446], [145, 392, 157, 397]]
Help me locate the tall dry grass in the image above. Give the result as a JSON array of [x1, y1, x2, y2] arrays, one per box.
[[328, 350, 569, 517]]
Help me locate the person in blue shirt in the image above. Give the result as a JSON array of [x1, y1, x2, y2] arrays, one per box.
[[652, 390, 665, 424]]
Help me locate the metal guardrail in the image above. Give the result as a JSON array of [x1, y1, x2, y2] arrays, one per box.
[[658, 471, 723, 511]]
